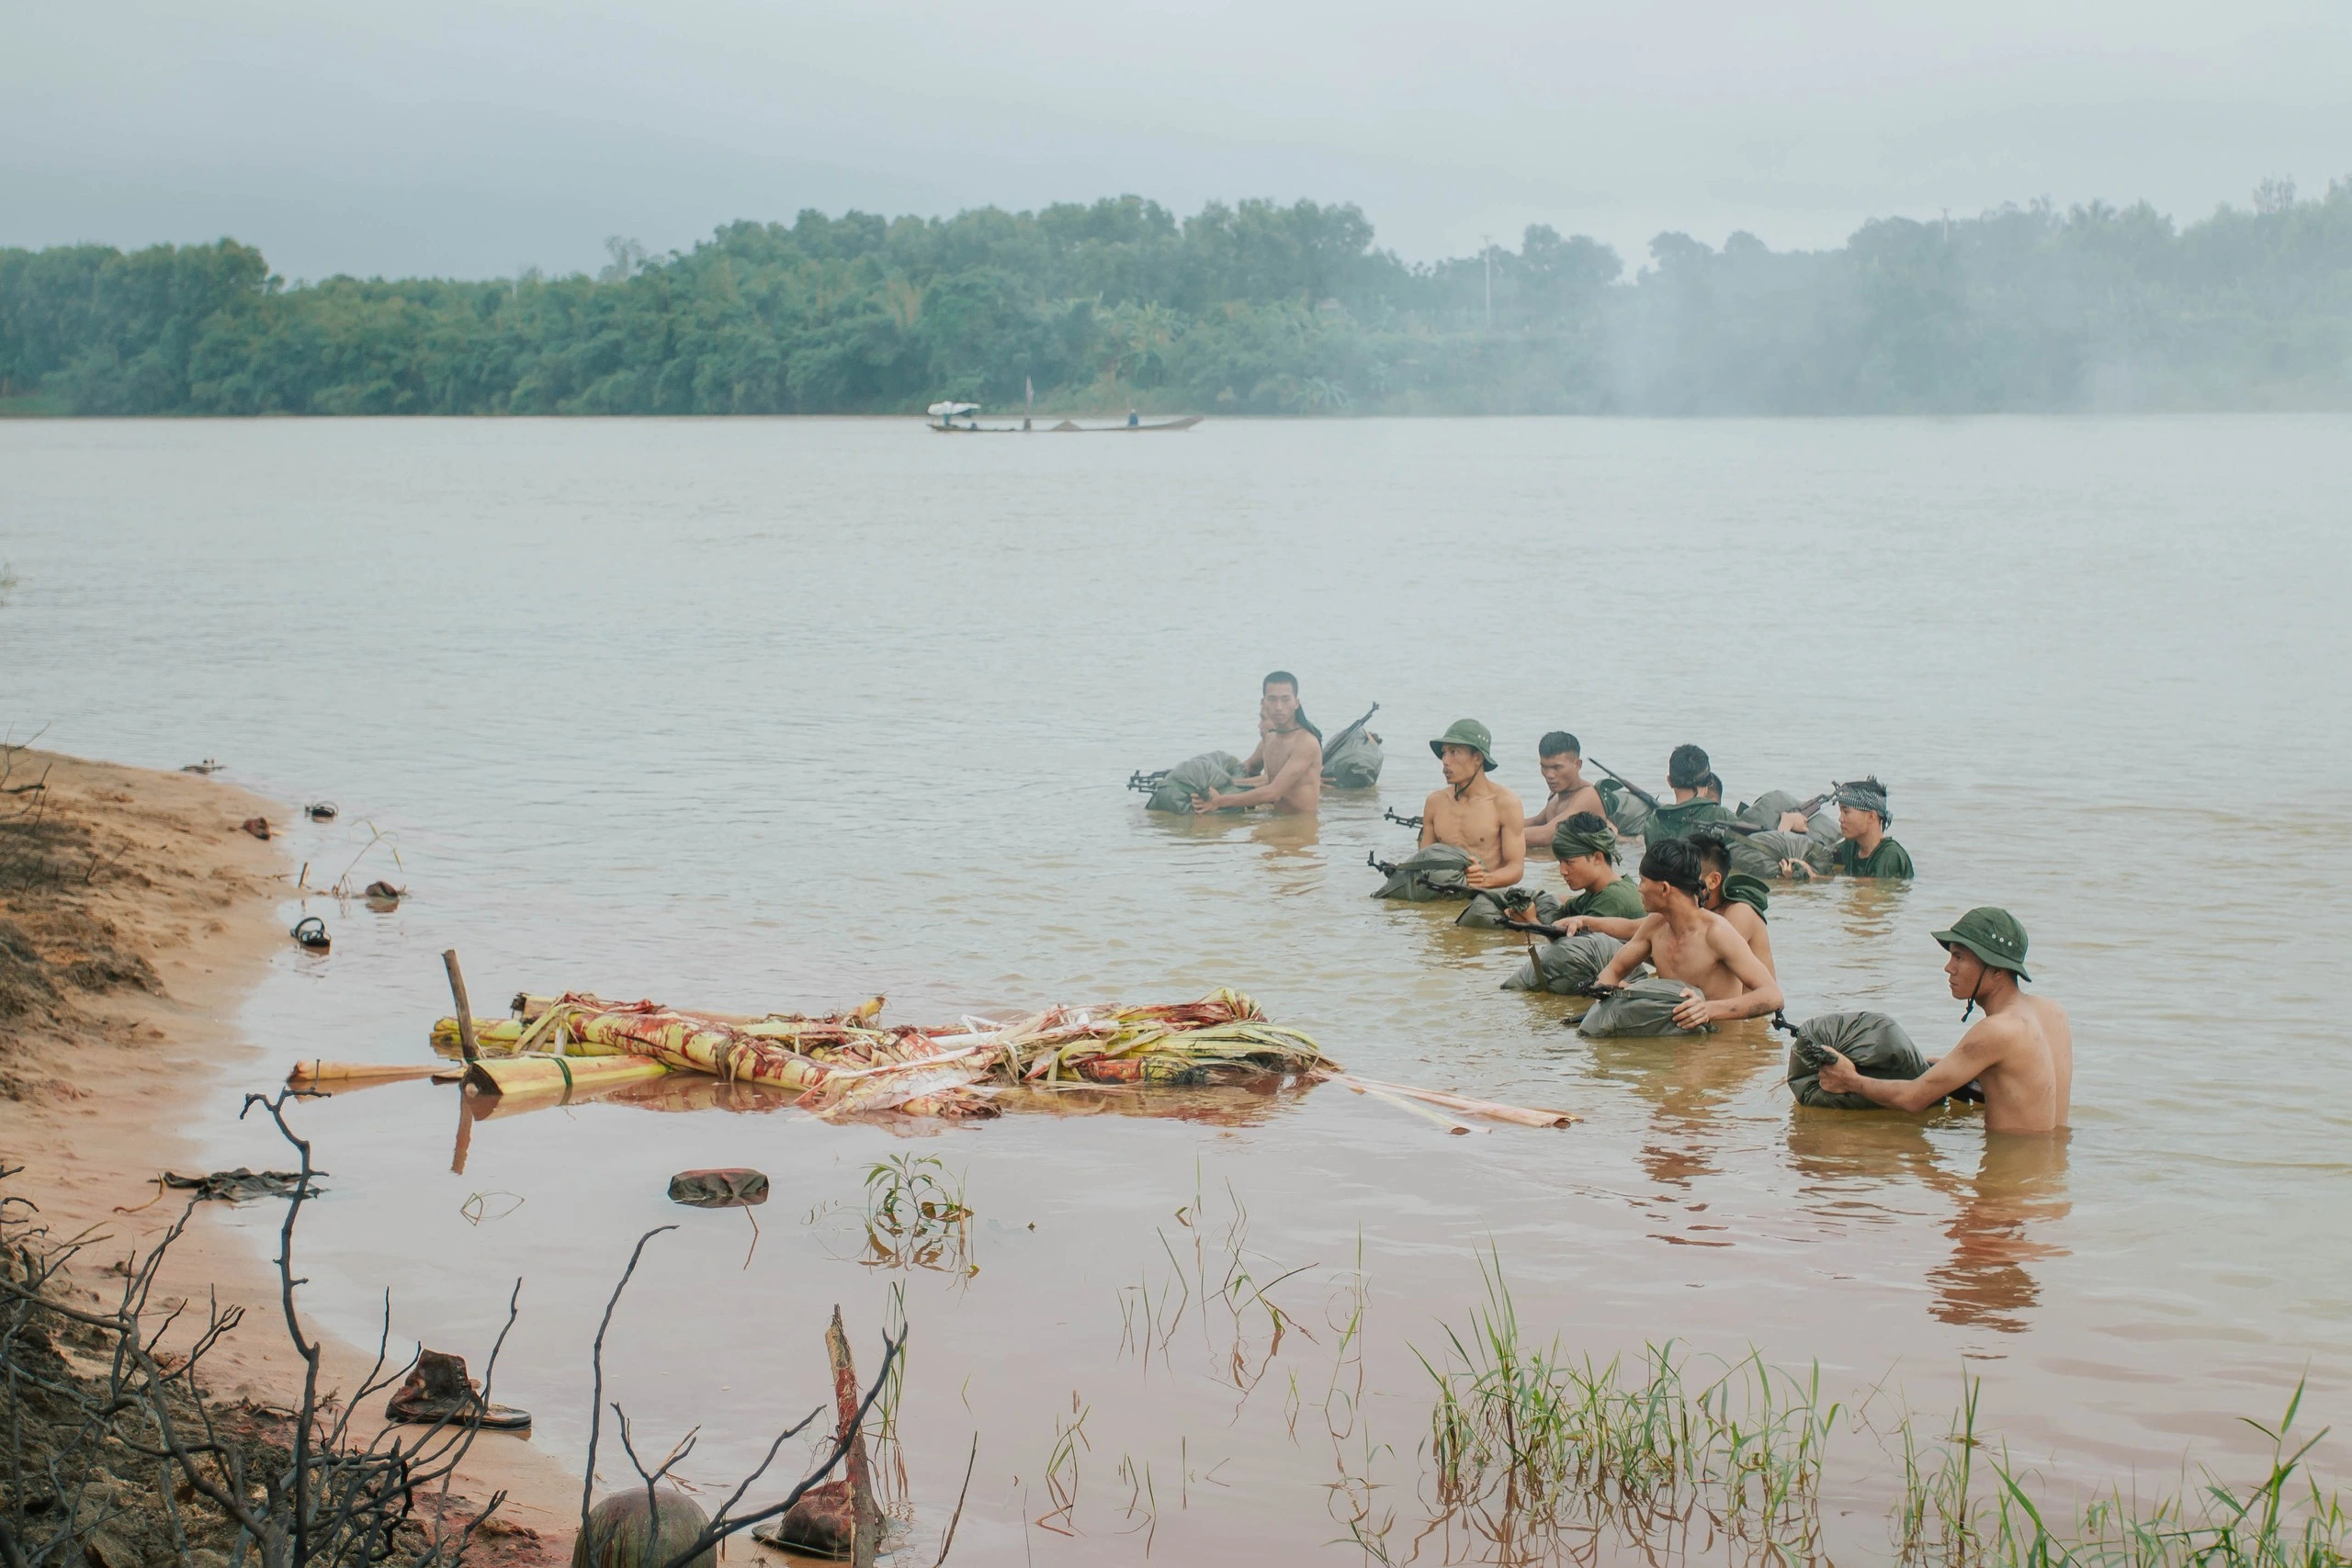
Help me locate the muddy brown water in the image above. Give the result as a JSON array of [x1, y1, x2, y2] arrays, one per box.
[[6, 414, 2350, 1562]]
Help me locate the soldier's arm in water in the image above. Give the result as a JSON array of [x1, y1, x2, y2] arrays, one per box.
[[1672, 923, 1785, 1028], [1521, 913, 1642, 942], [1419, 793, 1444, 851], [1593, 919, 1660, 988], [1195, 739, 1318, 811], [1816, 1021, 2008, 1111]]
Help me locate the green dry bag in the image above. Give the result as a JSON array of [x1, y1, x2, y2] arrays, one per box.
[[1371, 843, 1477, 901], [1145, 751, 1244, 814], [1784, 1010, 1929, 1109], [1578, 976, 1709, 1039], [1322, 728, 1385, 790], [1501, 931, 1625, 994]]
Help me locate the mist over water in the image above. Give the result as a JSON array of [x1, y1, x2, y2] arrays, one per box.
[[5, 413, 2348, 1559]]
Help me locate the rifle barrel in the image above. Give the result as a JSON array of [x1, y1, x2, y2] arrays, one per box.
[[1586, 759, 1661, 810]]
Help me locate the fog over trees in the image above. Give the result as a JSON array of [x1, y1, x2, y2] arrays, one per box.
[[4, 182, 2347, 417]]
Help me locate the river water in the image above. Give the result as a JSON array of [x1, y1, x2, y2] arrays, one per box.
[[6, 413, 2349, 1562]]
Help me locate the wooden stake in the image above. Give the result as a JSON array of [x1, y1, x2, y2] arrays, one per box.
[[827, 1305, 883, 1568], [442, 949, 480, 1063]]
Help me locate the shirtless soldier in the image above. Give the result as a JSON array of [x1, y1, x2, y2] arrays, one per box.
[[1591, 838, 1783, 1030], [1192, 671, 1322, 816], [1521, 732, 1607, 862], [1536, 827, 1776, 975], [1815, 908, 2070, 1133], [1419, 720, 1525, 890]]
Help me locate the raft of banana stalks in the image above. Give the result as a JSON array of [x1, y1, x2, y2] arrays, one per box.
[[418, 987, 1578, 1130]]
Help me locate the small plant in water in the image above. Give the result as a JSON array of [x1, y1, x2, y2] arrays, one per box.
[[861, 1154, 976, 1274]]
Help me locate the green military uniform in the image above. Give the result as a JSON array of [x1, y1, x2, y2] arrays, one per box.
[[1644, 796, 1734, 841], [1832, 837, 1914, 880], [1558, 875, 1645, 922]]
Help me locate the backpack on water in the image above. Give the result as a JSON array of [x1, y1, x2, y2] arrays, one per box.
[[1322, 728, 1385, 790], [1783, 1010, 1929, 1109], [1370, 843, 1478, 901], [1599, 779, 1654, 840], [1729, 829, 1837, 880], [1501, 931, 1625, 995], [1577, 976, 1710, 1039], [1143, 751, 1244, 814]]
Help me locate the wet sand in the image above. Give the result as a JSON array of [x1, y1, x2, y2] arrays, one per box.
[[0, 750, 578, 1560]]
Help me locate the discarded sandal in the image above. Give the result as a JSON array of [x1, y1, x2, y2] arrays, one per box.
[[181, 760, 221, 775], [383, 1348, 531, 1430], [240, 817, 270, 840], [305, 801, 338, 820], [291, 917, 331, 952], [362, 880, 404, 904]]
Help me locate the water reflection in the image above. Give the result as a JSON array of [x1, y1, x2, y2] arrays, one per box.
[[1786, 1115, 2072, 1334], [1584, 1025, 1781, 1191], [1927, 1132, 2073, 1335]]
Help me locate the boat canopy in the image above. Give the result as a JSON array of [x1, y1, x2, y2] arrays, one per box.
[[926, 400, 980, 418]]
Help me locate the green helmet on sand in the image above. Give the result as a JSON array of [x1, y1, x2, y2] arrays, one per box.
[[1933, 908, 2030, 981], [1429, 719, 1498, 772]]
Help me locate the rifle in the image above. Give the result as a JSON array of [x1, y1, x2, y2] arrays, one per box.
[[1585, 759, 1660, 812], [1383, 808, 1423, 830], [1367, 849, 1398, 877], [1126, 769, 1170, 794], [1723, 789, 1833, 835], [1321, 702, 1380, 759]]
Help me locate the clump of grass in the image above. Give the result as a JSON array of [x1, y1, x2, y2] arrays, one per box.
[[1417, 1255, 2352, 1567], [1415, 1247, 1835, 1558]]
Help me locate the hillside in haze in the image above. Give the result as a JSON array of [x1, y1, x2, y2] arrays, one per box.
[[4, 183, 2348, 417]]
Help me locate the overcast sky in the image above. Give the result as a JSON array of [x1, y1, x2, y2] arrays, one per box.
[[6, 0, 2348, 281]]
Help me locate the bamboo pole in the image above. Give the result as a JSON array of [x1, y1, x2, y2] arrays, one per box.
[[1342, 1080, 1477, 1135], [462, 1055, 669, 1096], [286, 1061, 447, 1087], [1324, 1074, 1579, 1128], [443, 950, 480, 1064]]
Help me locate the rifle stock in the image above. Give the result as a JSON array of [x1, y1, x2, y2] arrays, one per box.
[[1586, 759, 1661, 811], [1322, 702, 1380, 758]]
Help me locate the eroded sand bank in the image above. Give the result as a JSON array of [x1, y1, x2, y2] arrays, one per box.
[[0, 749, 578, 1561]]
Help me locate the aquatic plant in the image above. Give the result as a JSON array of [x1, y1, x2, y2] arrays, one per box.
[[1413, 1257, 2352, 1567], [860, 1155, 975, 1275]]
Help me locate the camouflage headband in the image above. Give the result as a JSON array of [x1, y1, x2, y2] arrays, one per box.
[[1552, 819, 1619, 863], [1834, 777, 1891, 824]]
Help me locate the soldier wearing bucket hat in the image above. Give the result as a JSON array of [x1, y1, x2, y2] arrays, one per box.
[[1419, 719, 1526, 891], [1814, 907, 2073, 1133]]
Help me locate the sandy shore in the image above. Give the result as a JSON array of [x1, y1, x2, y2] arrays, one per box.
[[0, 748, 578, 1562]]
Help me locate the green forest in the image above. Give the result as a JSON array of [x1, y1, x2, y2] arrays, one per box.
[[3, 180, 2348, 417]]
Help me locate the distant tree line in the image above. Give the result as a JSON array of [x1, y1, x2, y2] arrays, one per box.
[[3, 180, 2347, 417]]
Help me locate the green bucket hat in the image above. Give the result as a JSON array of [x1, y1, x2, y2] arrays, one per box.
[[1932, 908, 2030, 980], [1429, 719, 1498, 772]]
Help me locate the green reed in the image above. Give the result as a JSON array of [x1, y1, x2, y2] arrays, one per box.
[[1417, 1257, 2350, 1566]]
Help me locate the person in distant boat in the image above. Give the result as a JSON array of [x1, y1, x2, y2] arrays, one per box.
[[1419, 720, 1526, 890], [1620, 744, 1735, 841], [1507, 814, 1644, 933], [1815, 908, 2069, 1133], [1191, 671, 1322, 816], [1783, 776, 1914, 880], [1521, 732, 1607, 862], [1590, 839, 1783, 1028]]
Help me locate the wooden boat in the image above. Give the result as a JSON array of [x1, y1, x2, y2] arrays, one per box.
[[924, 400, 1201, 434]]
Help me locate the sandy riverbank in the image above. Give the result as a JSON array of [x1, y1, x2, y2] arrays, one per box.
[[0, 747, 578, 1562]]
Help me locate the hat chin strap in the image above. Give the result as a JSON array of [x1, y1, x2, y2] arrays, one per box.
[[1962, 962, 1987, 1022]]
